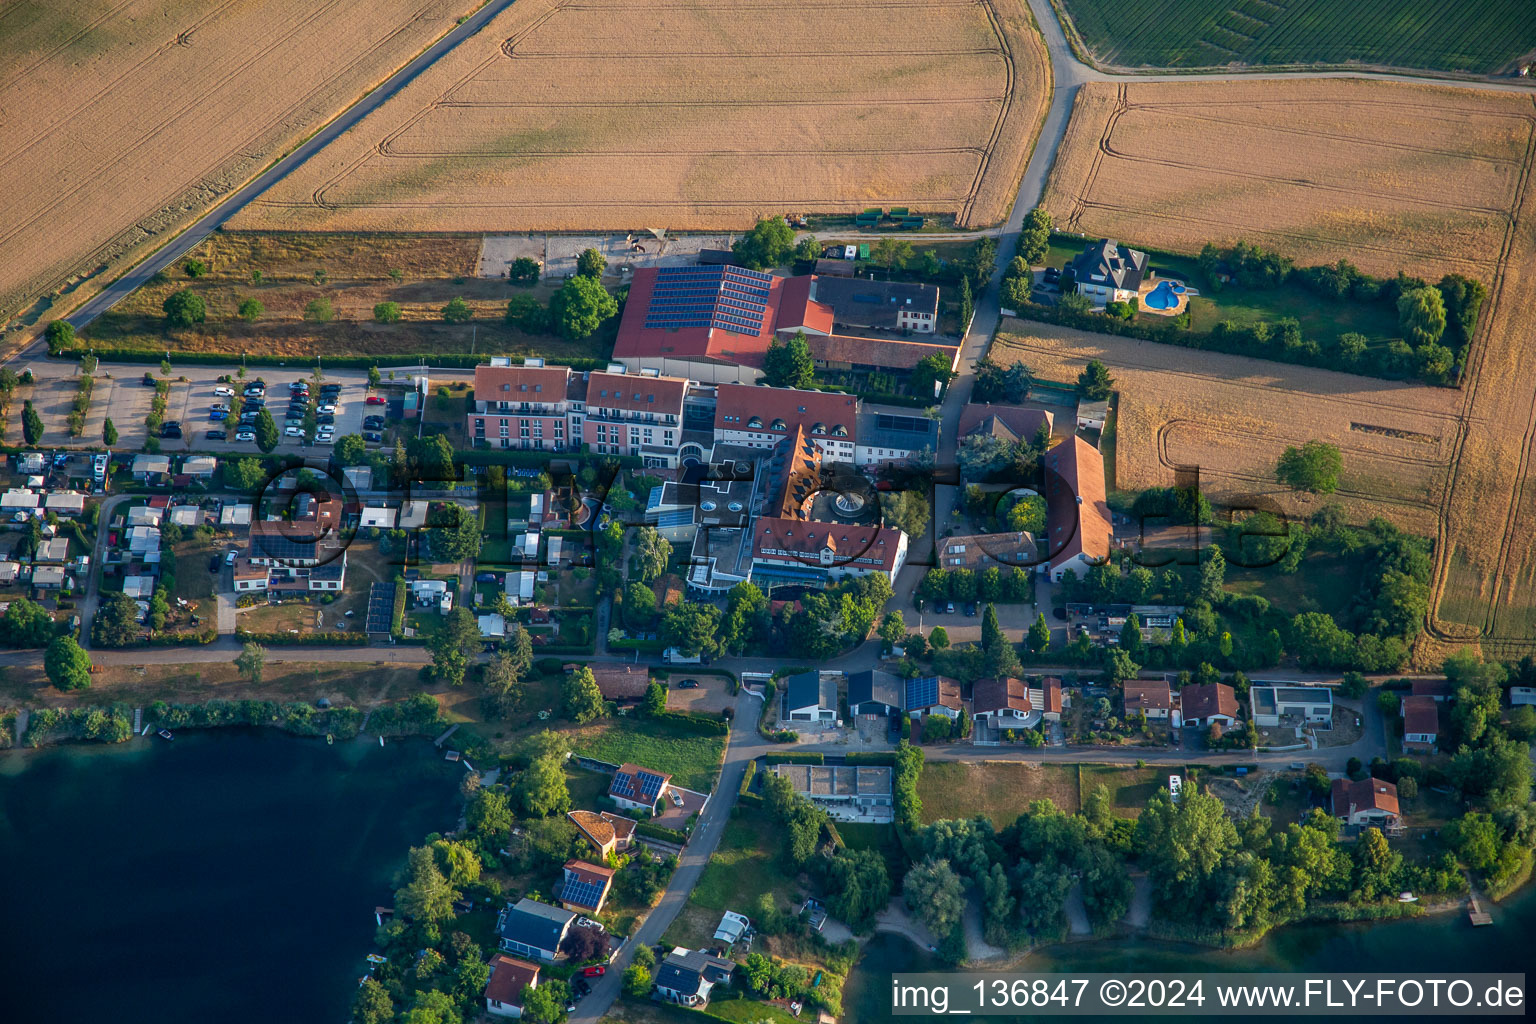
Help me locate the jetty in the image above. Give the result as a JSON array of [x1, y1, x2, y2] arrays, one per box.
[[432, 724, 459, 748], [1468, 896, 1492, 927]]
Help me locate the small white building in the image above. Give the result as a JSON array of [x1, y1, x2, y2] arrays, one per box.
[[1, 489, 40, 512], [478, 613, 507, 640], [127, 505, 163, 528], [220, 504, 253, 527], [122, 575, 157, 599], [126, 526, 161, 554], [168, 505, 201, 527], [1512, 687, 1536, 707], [131, 454, 171, 480], [1250, 684, 1333, 728], [44, 492, 87, 517], [360, 506, 397, 529], [32, 565, 68, 589], [181, 456, 217, 478], [400, 501, 429, 529]]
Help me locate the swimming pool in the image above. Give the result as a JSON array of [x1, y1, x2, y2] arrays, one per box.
[[1145, 279, 1186, 310]]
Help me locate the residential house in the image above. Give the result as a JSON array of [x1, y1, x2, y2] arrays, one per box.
[[483, 955, 540, 1019], [1042, 434, 1112, 581], [0, 561, 19, 586], [127, 505, 163, 528], [957, 403, 1053, 448], [558, 860, 615, 915], [1181, 683, 1239, 728], [44, 492, 86, 518], [478, 613, 506, 640], [168, 505, 201, 527], [1412, 679, 1453, 702], [1250, 684, 1334, 728], [714, 911, 751, 945], [853, 408, 938, 466], [972, 676, 1038, 728], [847, 669, 903, 717], [34, 537, 70, 563], [581, 369, 688, 467], [1511, 687, 1536, 707], [783, 670, 838, 722], [588, 663, 651, 704], [232, 559, 270, 593], [182, 456, 217, 479], [360, 506, 397, 529], [343, 465, 373, 493], [654, 948, 737, 1007], [467, 359, 581, 453], [495, 899, 576, 962], [751, 517, 907, 587], [399, 501, 429, 529], [1331, 777, 1400, 827], [130, 454, 172, 482], [219, 503, 253, 527], [714, 383, 859, 463], [567, 810, 637, 859], [17, 452, 44, 475], [608, 763, 673, 813], [1127, 683, 1182, 721], [1, 489, 40, 513], [939, 531, 1036, 572], [31, 565, 67, 589], [802, 275, 941, 334], [1068, 239, 1148, 306], [905, 675, 962, 719], [804, 332, 960, 377], [769, 763, 893, 812], [122, 575, 156, 599], [1401, 695, 1439, 752]]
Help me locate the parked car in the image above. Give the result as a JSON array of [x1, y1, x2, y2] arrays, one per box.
[[964, 602, 977, 617], [581, 966, 605, 978], [160, 422, 182, 439], [316, 414, 334, 425], [363, 415, 384, 429], [206, 429, 227, 441], [365, 395, 385, 405], [245, 396, 265, 407], [235, 430, 256, 442], [317, 403, 337, 414], [208, 555, 221, 573], [209, 410, 226, 421], [213, 385, 235, 397], [363, 430, 383, 443], [284, 426, 304, 437], [944, 601, 955, 614], [225, 549, 239, 566], [677, 679, 699, 689], [142, 372, 156, 386], [475, 572, 501, 584]]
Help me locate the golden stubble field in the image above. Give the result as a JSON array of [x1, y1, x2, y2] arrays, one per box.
[[230, 0, 1051, 232], [0, 0, 470, 335], [1036, 77, 1536, 656]]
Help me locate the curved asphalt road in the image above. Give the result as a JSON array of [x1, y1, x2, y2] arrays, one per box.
[[8, 0, 519, 363]]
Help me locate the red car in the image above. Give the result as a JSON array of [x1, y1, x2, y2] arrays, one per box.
[[581, 966, 605, 978], [365, 396, 386, 405]]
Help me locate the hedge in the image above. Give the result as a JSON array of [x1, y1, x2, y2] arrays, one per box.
[[234, 629, 367, 645], [52, 342, 613, 374], [648, 710, 728, 735], [636, 821, 689, 844], [738, 759, 757, 796], [844, 751, 897, 766], [610, 638, 667, 653], [764, 752, 825, 765]]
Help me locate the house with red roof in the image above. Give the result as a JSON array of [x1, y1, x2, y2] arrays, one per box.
[[1041, 435, 1113, 581], [1331, 776, 1400, 827], [483, 954, 540, 1019], [1401, 695, 1440, 751], [751, 516, 908, 586], [714, 383, 859, 463], [558, 859, 616, 914]]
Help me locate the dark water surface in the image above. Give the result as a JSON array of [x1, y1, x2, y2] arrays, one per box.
[[0, 729, 459, 1024], [848, 886, 1536, 1021]]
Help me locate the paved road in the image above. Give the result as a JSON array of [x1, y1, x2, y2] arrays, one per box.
[[5, 0, 521, 363], [567, 684, 772, 1024]]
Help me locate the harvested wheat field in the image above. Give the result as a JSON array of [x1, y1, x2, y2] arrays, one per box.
[[1043, 78, 1531, 279], [0, 0, 471, 334], [1040, 76, 1536, 656], [231, 0, 1050, 233], [993, 320, 1462, 540]]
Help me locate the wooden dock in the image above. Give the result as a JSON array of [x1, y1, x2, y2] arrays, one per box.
[[1468, 897, 1493, 926]]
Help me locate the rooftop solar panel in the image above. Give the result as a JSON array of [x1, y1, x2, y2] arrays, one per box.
[[560, 877, 607, 909], [906, 676, 939, 710]]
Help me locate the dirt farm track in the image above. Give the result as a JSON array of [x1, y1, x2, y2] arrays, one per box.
[[231, 0, 1051, 232], [1039, 77, 1536, 655], [0, 0, 475, 330]]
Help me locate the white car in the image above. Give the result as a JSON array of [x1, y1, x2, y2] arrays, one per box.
[[235, 430, 256, 442], [284, 426, 304, 437], [316, 403, 337, 414], [316, 432, 335, 445], [213, 386, 235, 397]]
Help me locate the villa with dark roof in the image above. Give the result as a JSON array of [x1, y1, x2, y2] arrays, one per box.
[[1069, 239, 1148, 306], [496, 898, 576, 962]]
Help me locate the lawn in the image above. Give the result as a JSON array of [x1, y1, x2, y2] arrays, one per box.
[[1225, 551, 1366, 621], [689, 813, 797, 914], [565, 765, 610, 808], [836, 820, 904, 881], [567, 718, 726, 793], [0, 659, 429, 709], [918, 762, 1165, 825]]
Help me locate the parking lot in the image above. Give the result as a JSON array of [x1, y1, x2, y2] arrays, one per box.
[[149, 367, 377, 456]]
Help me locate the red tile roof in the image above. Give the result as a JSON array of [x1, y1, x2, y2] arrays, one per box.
[[473, 363, 572, 399], [1331, 776, 1399, 817], [483, 954, 539, 1007], [1180, 682, 1238, 721], [1043, 434, 1112, 569], [774, 276, 834, 335], [564, 858, 617, 883], [973, 677, 1030, 715], [958, 403, 1054, 443], [715, 383, 858, 441], [585, 371, 686, 415], [1402, 695, 1439, 737], [753, 515, 904, 573], [588, 663, 651, 700], [1042, 677, 1063, 714], [1123, 679, 1171, 713], [805, 333, 958, 371], [1411, 679, 1452, 698], [614, 267, 788, 367]]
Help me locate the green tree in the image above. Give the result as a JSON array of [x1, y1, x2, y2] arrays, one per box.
[[163, 289, 206, 327], [929, 625, 950, 650], [441, 296, 473, 323], [44, 636, 92, 691], [732, 216, 796, 269], [880, 488, 930, 539], [1277, 440, 1342, 494], [45, 320, 76, 350], [92, 592, 141, 647], [1006, 492, 1047, 533], [224, 457, 267, 493], [430, 606, 482, 688], [2, 597, 57, 648], [661, 601, 721, 658], [1028, 612, 1051, 653], [642, 680, 667, 716], [622, 964, 653, 998], [254, 407, 279, 452], [234, 642, 265, 685], [97, 415, 117, 447], [373, 301, 403, 323], [234, 297, 263, 322], [22, 400, 44, 443], [904, 857, 966, 936], [517, 753, 572, 817], [466, 788, 513, 844], [521, 980, 571, 1024], [367, 365, 382, 388], [302, 297, 333, 322], [509, 256, 541, 284], [635, 526, 672, 582], [762, 331, 816, 389], [1018, 206, 1052, 264], [879, 610, 907, 648], [872, 237, 914, 272], [624, 581, 657, 623], [1077, 359, 1114, 400], [910, 351, 956, 396], [334, 434, 367, 466], [549, 275, 617, 339], [576, 248, 606, 278], [350, 979, 393, 1024], [826, 848, 891, 928], [1133, 789, 1239, 919], [1397, 286, 1446, 347], [483, 649, 525, 719], [562, 666, 605, 723], [395, 845, 460, 924], [794, 235, 821, 264]]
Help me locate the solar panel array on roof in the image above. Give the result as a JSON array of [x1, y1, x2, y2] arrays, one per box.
[[251, 532, 319, 562], [560, 875, 607, 909], [905, 676, 939, 710], [643, 265, 772, 336], [365, 582, 396, 634], [633, 769, 666, 799], [875, 412, 929, 434]]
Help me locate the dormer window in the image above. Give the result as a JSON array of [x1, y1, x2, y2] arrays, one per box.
[[747, 417, 763, 429], [770, 418, 787, 430]]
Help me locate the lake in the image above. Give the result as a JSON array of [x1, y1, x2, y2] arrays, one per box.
[[847, 887, 1536, 1020], [0, 728, 460, 1024]]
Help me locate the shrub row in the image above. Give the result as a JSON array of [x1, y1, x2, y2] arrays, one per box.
[[764, 752, 826, 765], [843, 751, 897, 765], [234, 629, 367, 646], [635, 821, 689, 844], [647, 710, 728, 735], [51, 343, 612, 373]]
